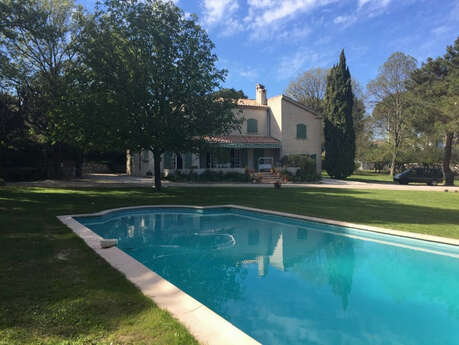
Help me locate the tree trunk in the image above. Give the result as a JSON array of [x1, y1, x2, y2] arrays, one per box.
[[75, 151, 84, 178], [126, 150, 132, 176], [153, 150, 162, 191], [390, 150, 396, 176], [442, 131, 455, 186]]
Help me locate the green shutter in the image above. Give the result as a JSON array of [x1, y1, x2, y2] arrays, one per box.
[[164, 152, 172, 169], [297, 124, 307, 139], [247, 119, 258, 133]]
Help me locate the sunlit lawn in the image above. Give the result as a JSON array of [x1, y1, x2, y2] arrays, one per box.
[[322, 170, 459, 185], [1, 186, 459, 344]]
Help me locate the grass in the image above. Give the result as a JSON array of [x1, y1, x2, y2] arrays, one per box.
[[1, 186, 459, 344], [322, 170, 459, 185]]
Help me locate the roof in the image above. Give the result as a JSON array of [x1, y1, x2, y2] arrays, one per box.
[[206, 135, 281, 149], [236, 96, 322, 118], [237, 99, 268, 109], [281, 95, 322, 118]]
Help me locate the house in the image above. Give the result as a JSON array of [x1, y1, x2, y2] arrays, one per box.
[[127, 84, 322, 176]]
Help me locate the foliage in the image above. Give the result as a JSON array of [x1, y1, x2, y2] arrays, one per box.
[[285, 67, 329, 114], [407, 36, 459, 185], [165, 170, 251, 183], [214, 88, 248, 100], [367, 52, 418, 175], [359, 141, 392, 172], [0, 93, 25, 149], [77, 0, 241, 190], [0, 0, 85, 146], [324, 50, 355, 179], [280, 154, 319, 181]]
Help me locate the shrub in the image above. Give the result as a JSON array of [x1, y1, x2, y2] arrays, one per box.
[[0, 178, 5, 186], [164, 170, 250, 183], [280, 155, 319, 182]]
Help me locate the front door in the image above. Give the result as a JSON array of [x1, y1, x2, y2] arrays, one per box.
[[254, 149, 264, 171]]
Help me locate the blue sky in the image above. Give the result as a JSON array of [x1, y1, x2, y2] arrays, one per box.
[[78, 0, 459, 99]]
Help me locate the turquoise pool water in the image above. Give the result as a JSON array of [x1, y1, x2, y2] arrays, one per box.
[[76, 207, 459, 345]]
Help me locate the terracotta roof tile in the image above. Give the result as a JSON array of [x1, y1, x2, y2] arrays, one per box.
[[206, 135, 280, 144]]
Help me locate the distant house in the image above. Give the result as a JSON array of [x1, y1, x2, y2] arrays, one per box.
[[127, 84, 322, 176]]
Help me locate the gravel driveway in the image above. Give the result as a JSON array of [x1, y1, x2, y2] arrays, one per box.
[[7, 173, 459, 192]]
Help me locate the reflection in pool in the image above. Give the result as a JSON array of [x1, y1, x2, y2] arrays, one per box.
[[77, 207, 459, 345]]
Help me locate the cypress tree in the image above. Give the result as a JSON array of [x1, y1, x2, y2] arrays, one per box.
[[324, 50, 355, 178]]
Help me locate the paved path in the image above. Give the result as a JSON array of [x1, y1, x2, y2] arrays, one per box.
[[8, 173, 459, 192]]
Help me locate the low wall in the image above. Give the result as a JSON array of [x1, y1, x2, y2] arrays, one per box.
[[164, 168, 246, 177]]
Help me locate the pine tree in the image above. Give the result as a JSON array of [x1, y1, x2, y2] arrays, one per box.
[[324, 50, 355, 179]]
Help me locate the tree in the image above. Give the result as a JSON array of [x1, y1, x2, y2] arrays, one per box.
[[214, 88, 247, 100], [367, 52, 417, 175], [0, 93, 24, 149], [285, 67, 328, 114], [78, 0, 241, 190], [407, 37, 459, 185], [323, 50, 355, 179], [0, 0, 85, 176]]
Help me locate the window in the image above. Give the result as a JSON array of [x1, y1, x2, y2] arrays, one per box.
[[231, 149, 241, 168], [296, 124, 307, 139], [247, 118, 258, 134]]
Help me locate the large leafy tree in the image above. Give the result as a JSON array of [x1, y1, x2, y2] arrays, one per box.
[[407, 37, 459, 185], [0, 0, 85, 176], [285, 67, 329, 114], [78, 0, 241, 190], [367, 52, 417, 175], [323, 50, 355, 179]]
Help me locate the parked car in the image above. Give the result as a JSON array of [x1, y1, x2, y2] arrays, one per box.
[[394, 168, 443, 185]]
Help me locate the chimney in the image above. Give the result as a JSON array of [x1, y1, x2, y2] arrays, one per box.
[[256, 83, 267, 105]]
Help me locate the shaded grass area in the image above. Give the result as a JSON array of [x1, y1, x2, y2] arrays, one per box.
[[1, 186, 459, 344]]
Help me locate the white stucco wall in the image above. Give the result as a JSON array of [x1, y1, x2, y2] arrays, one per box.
[[280, 97, 322, 173], [267, 96, 282, 140], [230, 107, 269, 136]]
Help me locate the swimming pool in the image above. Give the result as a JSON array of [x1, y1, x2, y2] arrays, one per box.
[[75, 206, 459, 345]]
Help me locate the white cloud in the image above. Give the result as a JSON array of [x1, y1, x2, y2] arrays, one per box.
[[357, 0, 391, 17], [431, 25, 448, 36], [333, 15, 357, 26], [202, 0, 239, 26], [239, 68, 258, 79], [358, 0, 390, 9], [245, 0, 337, 29], [277, 48, 333, 80]]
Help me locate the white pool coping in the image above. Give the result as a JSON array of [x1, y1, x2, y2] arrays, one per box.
[[58, 204, 459, 345]]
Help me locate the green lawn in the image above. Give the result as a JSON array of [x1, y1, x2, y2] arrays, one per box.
[[1, 186, 459, 345], [322, 170, 459, 185]]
